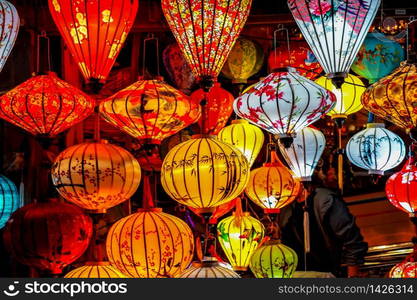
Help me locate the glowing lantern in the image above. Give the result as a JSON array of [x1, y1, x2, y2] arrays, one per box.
[[51, 141, 141, 213], [161, 135, 250, 213], [249, 239, 298, 278], [218, 119, 264, 168], [0, 0, 19, 73], [288, 0, 380, 87], [161, 0, 252, 88], [346, 123, 406, 175], [352, 32, 404, 84], [389, 260, 417, 278], [100, 77, 200, 145], [234, 68, 335, 147], [3, 200, 92, 275], [64, 262, 127, 278], [278, 126, 325, 181], [0, 72, 95, 137], [106, 207, 194, 278], [48, 0, 138, 83], [178, 258, 240, 278], [245, 151, 302, 214], [0, 174, 19, 229]]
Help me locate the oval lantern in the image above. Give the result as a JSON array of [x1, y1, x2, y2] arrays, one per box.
[[346, 123, 406, 175], [0, 0, 19, 73], [178, 258, 240, 278], [48, 0, 138, 83], [234, 68, 335, 146], [249, 239, 298, 278], [64, 262, 127, 278], [352, 32, 404, 84], [288, 0, 381, 87], [100, 77, 201, 145], [389, 259, 417, 278], [0, 72, 95, 137], [106, 207, 194, 278], [191, 82, 234, 135], [0, 174, 19, 229], [51, 141, 141, 213], [218, 119, 264, 168], [161, 135, 250, 213], [3, 200, 93, 275], [278, 126, 325, 181]]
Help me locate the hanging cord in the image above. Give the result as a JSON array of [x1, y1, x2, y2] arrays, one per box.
[[337, 126, 344, 194], [302, 185, 310, 272], [36, 31, 51, 74], [264, 134, 277, 164], [273, 24, 291, 70], [142, 33, 160, 78]]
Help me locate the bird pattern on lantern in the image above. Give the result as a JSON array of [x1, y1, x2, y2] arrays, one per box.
[[178, 258, 240, 278], [0, 0, 19, 73], [64, 262, 127, 278], [0, 174, 20, 229]]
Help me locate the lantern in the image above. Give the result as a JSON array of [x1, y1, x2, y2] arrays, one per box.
[[161, 135, 250, 213], [178, 258, 240, 278], [106, 207, 194, 278], [0, 0, 19, 73], [0, 174, 19, 229], [249, 239, 298, 278], [234, 68, 335, 146], [389, 261, 417, 278], [288, 0, 380, 87], [0, 72, 95, 137], [352, 32, 404, 84], [64, 262, 127, 278], [217, 212, 264, 271], [3, 200, 93, 274], [221, 37, 264, 84], [48, 0, 138, 83], [191, 82, 234, 135], [278, 126, 325, 181], [218, 119, 264, 168], [100, 77, 201, 145], [346, 123, 406, 175], [245, 151, 302, 214], [161, 0, 252, 88], [51, 141, 141, 213]]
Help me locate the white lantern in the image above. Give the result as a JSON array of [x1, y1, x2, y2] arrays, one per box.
[[0, 0, 19, 72], [178, 258, 240, 278]]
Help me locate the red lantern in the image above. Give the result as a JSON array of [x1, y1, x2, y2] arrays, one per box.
[[191, 82, 234, 135], [48, 0, 138, 83], [3, 200, 93, 274], [0, 72, 95, 137]]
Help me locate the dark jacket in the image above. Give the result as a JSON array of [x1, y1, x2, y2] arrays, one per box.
[[279, 188, 368, 277]]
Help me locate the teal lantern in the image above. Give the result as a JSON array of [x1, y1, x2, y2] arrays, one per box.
[[0, 175, 19, 228], [352, 32, 404, 84]]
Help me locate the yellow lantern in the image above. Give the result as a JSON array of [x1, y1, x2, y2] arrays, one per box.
[[161, 135, 250, 213], [178, 257, 240, 278], [106, 207, 194, 278], [218, 119, 264, 168], [64, 262, 126, 278]]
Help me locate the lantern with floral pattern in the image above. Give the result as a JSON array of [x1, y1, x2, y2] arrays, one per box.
[[64, 262, 127, 278], [0, 0, 19, 73]]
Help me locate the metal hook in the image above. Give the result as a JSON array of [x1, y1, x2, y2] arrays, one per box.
[[36, 31, 51, 74], [273, 24, 291, 69], [142, 33, 160, 77]]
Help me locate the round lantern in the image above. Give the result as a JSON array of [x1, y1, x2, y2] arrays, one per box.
[[245, 151, 302, 214], [0, 72, 95, 137], [161, 135, 250, 213], [0, 0, 19, 73], [64, 262, 127, 278], [218, 119, 264, 168], [389, 260, 417, 278], [278, 126, 325, 181], [352, 32, 404, 84], [3, 200, 93, 274], [234, 68, 335, 146], [48, 0, 138, 83], [346, 123, 406, 175], [221, 37, 264, 84], [217, 212, 264, 271], [178, 258, 240, 278], [51, 141, 141, 212], [0, 174, 19, 229], [100, 77, 201, 144], [249, 239, 298, 278], [288, 0, 380, 87], [106, 207, 194, 278]]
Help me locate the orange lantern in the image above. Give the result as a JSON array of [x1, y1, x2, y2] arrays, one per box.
[[64, 262, 127, 278]]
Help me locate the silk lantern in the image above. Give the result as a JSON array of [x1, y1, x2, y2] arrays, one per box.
[[249, 239, 298, 278], [51, 141, 141, 213], [278, 126, 325, 181], [0, 0, 19, 73], [0, 72, 95, 137], [178, 258, 240, 278], [288, 0, 380, 87], [389, 260, 417, 278], [64, 262, 127, 278], [106, 207, 194, 278], [48, 0, 138, 83], [0, 174, 19, 229], [3, 200, 93, 274]]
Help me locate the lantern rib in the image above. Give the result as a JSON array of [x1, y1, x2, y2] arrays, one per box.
[[83, 0, 93, 79], [290, 73, 311, 133], [151, 81, 164, 139], [372, 127, 378, 171], [225, 216, 236, 265], [102, 144, 116, 206], [126, 214, 140, 278], [402, 65, 414, 128], [379, 128, 392, 171], [316, 1, 333, 73], [148, 213, 164, 277], [181, 139, 201, 208], [356, 131, 369, 169], [203, 138, 216, 208], [168, 214, 187, 276], [206, 0, 217, 77], [250, 170, 262, 207], [47, 93, 64, 136], [185, 0, 204, 76], [256, 81, 276, 132]]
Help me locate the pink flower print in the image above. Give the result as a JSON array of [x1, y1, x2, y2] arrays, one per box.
[[310, 0, 332, 16]]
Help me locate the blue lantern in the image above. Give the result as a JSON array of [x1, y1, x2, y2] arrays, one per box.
[[0, 174, 20, 228], [351, 32, 404, 84]]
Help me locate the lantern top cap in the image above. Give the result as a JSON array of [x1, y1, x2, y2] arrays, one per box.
[[232, 211, 250, 217], [137, 75, 164, 81], [271, 66, 297, 74], [366, 123, 385, 129], [191, 134, 217, 140], [85, 261, 111, 266], [137, 207, 162, 213], [231, 119, 249, 125]]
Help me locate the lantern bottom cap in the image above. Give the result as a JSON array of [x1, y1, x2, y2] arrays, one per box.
[[232, 266, 248, 271], [85, 208, 107, 214], [368, 170, 384, 175], [264, 208, 280, 214], [85, 261, 111, 266], [298, 176, 312, 182], [192, 207, 216, 214], [137, 207, 163, 213]]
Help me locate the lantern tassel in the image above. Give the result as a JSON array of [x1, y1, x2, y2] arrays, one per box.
[[302, 188, 310, 272], [233, 197, 243, 227], [337, 127, 344, 194], [142, 175, 155, 209]]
